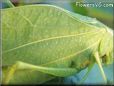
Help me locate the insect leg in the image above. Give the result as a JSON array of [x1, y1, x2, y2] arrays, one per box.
[[94, 51, 107, 83], [3, 61, 19, 84], [2, 61, 77, 84]]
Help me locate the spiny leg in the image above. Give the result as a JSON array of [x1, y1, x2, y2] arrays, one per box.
[[94, 52, 107, 83]]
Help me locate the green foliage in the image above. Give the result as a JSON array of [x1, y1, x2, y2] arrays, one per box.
[[2, 4, 113, 84]]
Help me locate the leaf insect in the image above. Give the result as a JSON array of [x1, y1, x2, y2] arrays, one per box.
[[2, 4, 113, 84]]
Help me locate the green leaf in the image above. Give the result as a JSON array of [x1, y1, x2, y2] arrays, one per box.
[[2, 4, 112, 84]]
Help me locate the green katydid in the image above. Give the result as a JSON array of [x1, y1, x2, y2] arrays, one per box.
[[1, 4, 113, 84]]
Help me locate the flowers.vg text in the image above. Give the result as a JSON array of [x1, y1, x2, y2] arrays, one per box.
[[76, 2, 113, 7]]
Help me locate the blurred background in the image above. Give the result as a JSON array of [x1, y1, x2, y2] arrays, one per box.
[[1, 0, 114, 84]]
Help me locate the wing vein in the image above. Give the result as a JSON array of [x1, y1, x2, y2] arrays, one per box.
[[3, 30, 103, 53], [41, 40, 100, 66]]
